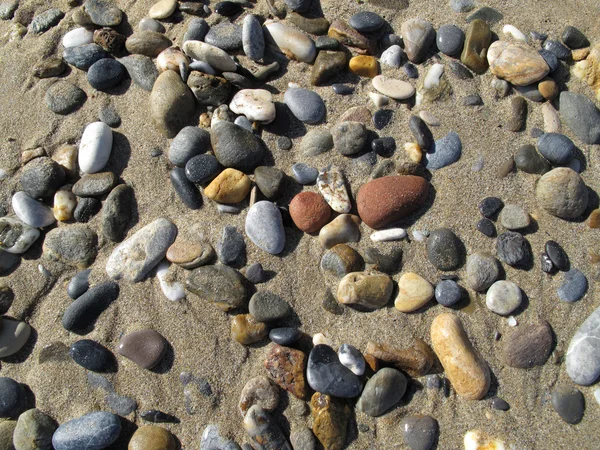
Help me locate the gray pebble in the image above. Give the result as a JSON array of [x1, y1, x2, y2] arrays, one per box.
[[183, 18, 209, 43], [543, 39, 571, 60], [87, 58, 125, 91], [63, 43, 108, 70], [401, 414, 438, 450], [45, 81, 86, 115], [217, 226, 246, 266], [357, 368, 406, 417], [315, 36, 339, 50], [559, 91, 600, 145], [427, 228, 462, 271], [205, 22, 242, 51], [558, 269, 587, 302], [499, 204, 530, 230], [284, 88, 325, 124], [99, 105, 121, 127], [349, 11, 384, 33], [170, 126, 211, 167], [551, 385, 584, 424], [139, 17, 165, 33], [254, 166, 284, 199], [243, 14, 264, 61], [211, 121, 265, 172], [67, 269, 92, 299], [13, 408, 56, 450], [277, 136, 292, 150], [245, 262, 266, 284], [537, 133, 575, 165], [102, 184, 133, 242], [74, 197, 101, 223], [292, 163, 318, 184], [29, 8, 63, 33], [52, 412, 121, 450], [514, 144, 551, 174], [450, 0, 474, 12], [249, 291, 290, 322], [435, 279, 462, 306], [496, 231, 531, 267], [283, 0, 312, 13], [118, 54, 158, 91], [332, 121, 367, 156], [424, 132, 462, 170], [436, 24, 464, 56], [300, 129, 333, 156], [380, 45, 404, 67], [20, 157, 65, 199], [185, 154, 222, 184], [466, 253, 500, 292]]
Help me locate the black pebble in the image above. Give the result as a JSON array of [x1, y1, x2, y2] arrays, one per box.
[[70, 339, 116, 372], [277, 136, 292, 150], [62, 281, 120, 332], [0, 377, 25, 418], [477, 218, 496, 237], [545, 240, 569, 271], [87, 58, 125, 91], [322, 289, 344, 315], [371, 137, 396, 157], [530, 31, 547, 42], [140, 410, 180, 423], [67, 269, 92, 299], [372, 109, 393, 130], [170, 167, 202, 209], [408, 115, 433, 150], [74, 197, 101, 223], [363, 247, 402, 274], [215, 1, 241, 16], [185, 154, 222, 184], [245, 262, 266, 284], [0, 286, 14, 314], [543, 40, 571, 60], [491, 397, 510, 411], [539, 50, 558, 72], [332, 84, 354, 95], [496, 231, 531, 267], [561, 26, 589, 49], [463, 94, 483, 106], [269, 327, 302, 346], [449, 60, 473, 79], [478, 197, 503, 218], [402, 63, 419, 79], [540, 253, 554, 273], [551, 385, 585, 424]]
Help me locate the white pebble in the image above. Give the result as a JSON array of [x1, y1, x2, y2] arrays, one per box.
[[370, 228, 407, 242], [79, 122, 113, 174], [380, 45, 404, 67], [338, 343, 366, 376], [419, 110, 440, 126], [368, 92, 389, 108], [12, 191, 56, 228], [288, 82, 300, 89], [594, 388, 600, 406], [464, 430, 508, 450], [313, 333, 331, 346], [502, 25, 527, 42], [217, 204, 240, 214], [189, 60, 217, 75], [229, 89, 276, 124], [52, 188, 77, 222], [507, 316, 518, 327], [156, 260, 186, 301], [62, 27, 94, 48], [471, 155, 484, 172], [264, 21, 316, 63], [412, 230, 428, 242], [424, 63, 444, 89]]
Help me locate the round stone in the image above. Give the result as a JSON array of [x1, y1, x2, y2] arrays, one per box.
[[284, 88, 326, 124], [321, 244, 363, 277], [269, 328, 302, 346], [537, 133, 575, 164], [245, 201, 285, 254], [401, 18, 435, 63], [558, 269, 588, 302], [349, 11, 384, 33], [42, 224, 98, 268], [139, 17, 165, 33], [289, 192, 331, 233], [0, 378, 25, 418], [204, 169, 251, 204], [210, 121, 265, 172], [496, 231, 531, 267], [466, 253, 500, 292], [426, 228, 462, 271], [186, 265, 247, 311], [477, 218, 496, 237], [87, 58, 124, 91], [338, 343, 365, 376], [185, 154, 221, 184], [70, 339, 116, 372], [536, 168, 588, 219], [118, 329, 167, 369], [514, 144, 551, 174], [238, 376, 280, 417], [499, 204, 530, 230], [478, 196, 503, 218], [244, 262, 266, 284], [551, 385, 584, 424], [435, 280, 462, 306], [300, 129, 333, 156], [52, 412, 121, 450], [292, 163, 318, 185], [486, 280, 522, 315], [332, 121, 367, 156], [128, 426, 176, 450], [371, 137, 396, 157], [545, 240, 569, 271], [357, 367, 406, 417], [20, 157, 65, 199], [437, 24, 465, 56], [249, 291, 290, 322], [13, 408, 57, 450], [401, 415, 438, 450], [395, 273, 434, 312], [502, 321, 553, 369], [380, 45, 404, 68], [45, 81, 86, 115]]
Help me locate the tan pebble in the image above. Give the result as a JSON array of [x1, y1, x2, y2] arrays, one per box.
[[128, 425, 176, 450], [204, 168, 251, 203], [21, 147, 46, 166], [148, 0, 177, 19], [419, 110, 440, 126], [349, 55, 378, 78], [497, 156, 515, 178], [430, 313, 490, 400], [572, 44, 600, 101], [337, 272, 393, 309], [487, 41, 550, 86], [52, 145, 78, 178], [264, 345, 307, 399], [572, 47, 590, 61], [339, 106, 372, 124], [157, 46, 189, 74], [404, 142, 422, 163], [199, 113, 211, 128], [238, 376, 279, 417], [231, 314, 268, 345], [318, 214, 361, 249], [588, 209, 600, 228], [542, 103, 561, 133], [166, 240, 214, 268], [394, 272, 434, 312], [538, 78, 558, 100], [52, 187, 77, 221], [311, 392, 351, 450], [313, 332, 331, 346], [366, 339, 434, 377]]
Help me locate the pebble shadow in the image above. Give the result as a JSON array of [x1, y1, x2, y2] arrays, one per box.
[[151, 338, 175, 374], [107, 132, 132, 178], [107, 416, 138, 450]]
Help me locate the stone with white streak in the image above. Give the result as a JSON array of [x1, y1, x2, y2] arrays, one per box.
[[79, 122, 113, 174], [264, 21, 316, 63], [182, 41, 237, 72], [229, 89, 276, 124], [156, 260, 185, 301], [317, 165, 351, 213]]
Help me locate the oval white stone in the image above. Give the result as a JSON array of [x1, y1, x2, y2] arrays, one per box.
[[264, 21, 316, 63], [229, 89, 276, 123], [156, 260, 186, 301], [62, 27, 94, 48], [502, 24, 527, 42], [368, 92, 389, 107], [79, 122, 113, 174], [149, 0, 177, 19], [485, 280, 522, 315], [423, 63, 444, 89], [12, 191, 56, 228], [370, 228, 407, 242], [372, 75, 415, 100], [183, 41, 237, 72]]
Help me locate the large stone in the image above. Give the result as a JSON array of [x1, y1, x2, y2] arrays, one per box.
[[401, 19, 435, 64], [310, 392, 350, 450], [210, 121, 265, 172], [264, 345, 307, 399], [0, 319, 31, 358], [567, 305, 600, 385], [52, 411, 121, 450], [245, 201, 285, 254], [356, 368, 406, 417], [461, 19, 491, 74], [487, 41, 550, 86], [535, 168, 588, 219], [13, 408, 56, 450], [559, 91, 600, 145], [337, 272, 393, 309], [42, 225, 98, 269], [244, 406, 292, 450], [150, 71, 195, 138], [503, 321, 553, 369], [186, 265, 247, 311]]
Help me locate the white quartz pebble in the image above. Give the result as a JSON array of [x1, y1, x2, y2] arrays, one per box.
[[156, 260, 186, 301], [183, 41, 237, 72], [368, 92, 389, 108], [264, 21, 316, 63], [79, 122, 113, 174], [229, 89, 276, 124], [372, 75, 415, 100], [370, 228, 407, 242], [502, 24, 527, 42], [62, 27, 94, 48], [12, 191, 55, 228]]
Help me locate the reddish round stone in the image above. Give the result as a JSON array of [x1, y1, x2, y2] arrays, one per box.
[[356, 175, 429, 229], [289, 192, 331, 233]]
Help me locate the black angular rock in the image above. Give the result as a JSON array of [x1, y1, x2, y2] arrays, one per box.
[[543, 40, 571, 60], [551, 385, 584, 424], [371, 137, 396, 157], [70, 339, 116, 372], [67, 269, 92, 299], [216, 226, 245, 265], [545, 240, 569, 271], [478, 197, 503, 218], [20, 157, 65, 199], [477, 218, 496, 237], [306, 344, 362, 398], [140, 410, 180, 423], [561, 26, 589, 49], [372, 109, 393, 130], [170, 167, 202, 209], [62, 281, 119, 332], [409, 115, 434, 150]]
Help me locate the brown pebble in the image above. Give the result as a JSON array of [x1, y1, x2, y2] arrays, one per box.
[[572, 47, 590, 61], [366, 339, 434, 377], [506, 96, 527, 132], [328, 19, 374, 54], [289, 192, 331, 233], [311, 392, 350, 450], [118, 329, 167, 370], [538, 78, 558, 100], [264, 344, 307, 399], [339, 106, 372, 125], [587, 209, 600, 228], [166, 240, 214, 268], [231, 314, 268, 345], [128, 426, 176, 450], [498, 156, 515, 178], [502, 321, 553, 368]]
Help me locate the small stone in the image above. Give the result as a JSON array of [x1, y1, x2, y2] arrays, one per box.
[[186, 265, 247, 311], [0, 377, 25, 418], [503, 321, 553, 368], [567, 305, 600, 385], [372, 75, 415, 100], [99, 105, 121, 127], [84, 0, 122, 26], [254, 166, 284, 199], [231, 314, 269, 345], [284, 87, 325, 124], [239, 376, 279, 417], [126, 30, 171, 57], [244, 263, 266, 284], [545, 240, 569, 271], [403, 62, 419, 78], [12, 192, 54, 228], [496, 231, 531, 267], [264, 21, 316, 63], [249, 291, 290, 322], [461, 19, 491, 74], [205, 22, 242, 52], [310, 392, 350, 450], [479, 197, 503, 218], [246, 201, 285, 254], [551, 385, 584, 424], [289, 192, 330, 233], [588, 209, 600, 228], [486, 280, 522, 315], [118, 329, 167, 369], [401, 19, 434, 63], [264, 344, 307, 399], [357, 368, 406, 417], [544, 40, 571, 60], [269, 328, 301, 346], [450, 0, 474, 12], [536, 168, 588, 219], [338, 344, 365, 376], [307, 345, 362, 398], [491, 397, 510, 411], [167, 240, 214, 269], [437, 24, 464, 57], [499, 204, 530, 230], [13, 408, 56, 450], [128, 426, 176, 450], [169, 127, 210, 167], [151, 71, 195, 138], [70, 339, 116, 372], [118, 55, 158, 91], [466, 253, 500, 292], [52, 411, 121, 450], [317, 165, 351, 214], [291, 163, 318, 185], [183, 41, 236, 72], [311, 51, 347, 86], [320, 244, 363, 277], [424, 132, 462, 170], [140, 411, 178, 424], [401, 415, 438, 450], [74, 198, 101, 223], [315, 36, 339, 50], [435, 280, 462, 307], [514, 144, 551, 174], [499, 158, 516, 178], [29, 8, 63, 33], [409, 115, 433, 150], [427, 228, 462, 271], [328, 18, 374, 53], [290, 428, 316, 450], [537, 133, 575, 165], [204, 168, 251, 204], [215, 0, 241, 15], [372, 137, 396, 157], [87, 59, 124, 91], [319, 214, 360, 248], [380, 45, 403, 68], [171, 167, 202, 209], [558, 91, 600, 145], [139, 17, 165, 33], [337, 272, 393, 309], [45, 81, 86, 115], [395, 272, 434, 312], [33, 58, 66, 78], [61, 281, 118, 332], [242, 14, 264, 61], [349, 55, 378, 78], [562, 26, 589, 49], [558, 269, 588, 302], [477, 218, 496, 237], [244, 406, 291, 450], [73, 172, 116, 197], [506, 96, 527, 132], [210, 121, 265, 172], [102, 184, 133, 242], [366, 339, 434, 379], [349, 11, 384, 33]]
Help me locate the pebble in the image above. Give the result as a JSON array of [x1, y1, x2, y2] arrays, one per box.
[[284, 87, 325, 124], [118, 329, 167, 369], [317, 166, 351, 213], [290, 428, 316, 450], [269, 328, 301, 346], [551, 385, 584, 424], [491, 397, 510, 411], [264, 345, 307, 399], [215, 226, 245, 266], [99, 105, 121, 127], [401, 415, 438, 450], [129, 426, 176, 450], [424, 132, 462, 170], [215, 0, 241, 15], [169, 126, 210, 167], [502, 321, 553, 368], [300, 129, 333, 156], [372, 110, 393, 130], [264, 21, 316, 63], [535, 168, 588, 219], [307, 345, 362, 398], [102, 184, 133, 242], [395, 273, 434, 312], [331, 122, 367, 156], [63, 27, 94, 47], [477, 218, 496, 237], [0, 377, 25, 418], [499, 204, 530, 230], [479, 197, 503, 218], [74, 198, 100, 223], [430, 313, 490, 400], [205, 22, 242, 52], [562, 26, 589, 49], [486, 280, 522, 315], [78, 122, 112, 174], [487, 41, 550, 86], [437, 24, 465, 56], [357, 367, 406, 417], [380, 45, 403, 68], [230, 89, 275, 124], [463, 94, 483, 106], [43, 225, 98, 268], [139, 17, 165, 33], [243, 263, 265, 285], [338, 344, 365, 376], [13, 408, 56, 450], [356, 175, 429, 229], [254, 166, 284, 199], [73, 172, 116, 197], [558, 269, 588, 302], [450, 0, 474, 12], [546, 240, 569, 271], [369, 93, 389, 109], [249, 291, 290, 322], [210, 121, 265, 172], [70, 339, 116, 372], [401, 19, 435, 63], [84, 0, 122, 26], [427, 228, 462, 271], [403, 63, 419, 78], [245, 201, 285, 254], [289, 192, 330, 233], [106, 218, 177, 282], [186, 265, 247, 311], [151, 71, 195, 138], [149, 0, 176, 19], [321, 244, 363, 277], [61, 281, 119, 332], [183, 18, 208, 43], [183, 41, 236, 73], [514, 144, 551, 174], [559, 91, 600, 145], [370, 228, 406, 242], [505, 96, 526, 132], [461, 19, 491, 74], [62, 43, 107, 71], [311, 51, 347, 86], [170, 167, 202, 209], [318, 214, 360, 249], [167, 240, 214, 269], [0, 217, 40, 254], [238, 376, 279, 417], [87, 58, 124, 91], [118, 55, 158, 91], [33, 58, 66, 78], [496, 231, 531, 267], [125, 31, 171, 57], [328, 18, 374, 53], [12, 192, 55, 228], [45, 81, 86, 115], [463, 430, 507, 449], [52, 411, 121, 450], [332, 84, 353, 95], [349, 11, 384, 33], [409, 115, 433, 150], [29, 8, 64, 33], [232, 314, 268, 345], [372, 75, 415, 100], [349, 55, 378, 78], [337, 272, 393, 309], [543, 39, 571, 60], [567, 304, 600, 385], [372, 137, 396, 157], [140, 410, 178, 424], [466, 253, 500, 292], [156, 261, 185, 301], [537, 133, 575, 165], [435, 280, 462, 307], [244, 406, 292, 450]]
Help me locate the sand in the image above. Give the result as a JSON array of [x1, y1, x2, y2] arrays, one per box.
[[0, 0, 599, 448]]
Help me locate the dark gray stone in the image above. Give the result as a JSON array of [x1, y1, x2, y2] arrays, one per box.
[[52, 411, 121, 450], [74, 197, 101, 223], [543, 39, 571, 60], [72, 172, 116, 197], [217, 226, 245, 266], [491, 398, 510, 411], [284, 88, 326, 124], [171, 167, 202, 209], [269, 328, 302, 346], [170, 126, 210, 167], [249, 291, 290, 322], [244, 262, 266, 284], [283, 0, 311, 13], [87, 59, 124, 91], [372, 109, 393, 130], [185, 154, 222, 184], [514, 144, 551, 174], [118, 55, 158, 91], [559, 91, 600, 145], [63, 43, 108, 70], [558, 269, 587, 302], [496, 231, 531, 267], [545, 240, 569, 271], [102, 184, 133, 242], [43, 225, 98, 268], [464, 94, 483, 106], [477, 218, 496, 237], [551, 386, 584, 424], [0, 377, 25, 418], [349, 11, 384, 33], [183, 18, 209, 43], [254, 166, 284, 199], [435, 279, 462, 306], [357, 368, 406, 416], [45, 81, 87, 115], [403, 63, 419, 78], [292, 163, 318, 184], [448, 60, 473, 79], [70, 339, 116, 372], [67, 269, 92, 299], [537, 133, 575, 165], [401, 415, 438, 450], [426, 228, 462, 271], [332, 121, 367, 156], [307, 345, 362, 398], [205, 22, 242, 51], [562, 26, 589, 49], [409, 115, 433, 150], [436, 24, 464, 56], [211, 121, 265, 172], [84, 0, 122, 26], [539, 49, 558, 72], [363, 247, 402, 274], [62, 281, 119, 332], [371, 137, 396, 157]]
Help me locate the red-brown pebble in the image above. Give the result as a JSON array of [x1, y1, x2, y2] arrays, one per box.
[[289, 192, 331, 233], [356, 175, 430, 229]]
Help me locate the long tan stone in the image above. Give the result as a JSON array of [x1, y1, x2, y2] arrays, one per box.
[[487, 41, 550, 86]]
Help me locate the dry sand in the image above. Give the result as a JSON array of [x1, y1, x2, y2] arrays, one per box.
[[0, 0, 599, 448]]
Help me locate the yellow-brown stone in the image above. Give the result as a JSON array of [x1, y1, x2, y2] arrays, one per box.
[[538, 78, 558, 100], [588, 209, 600, 228], [204, 168, 251, 203], [487, 41, 550, 86], [337, 272, 393, 309], [311, 392, 350, 450], [366, 339, 434, 377], [349, 56, 378, 78], [231, 314, 268, 345], [128, 426, 176, 450], [572, 44, 600, 101], [394, 272, 434, 312]]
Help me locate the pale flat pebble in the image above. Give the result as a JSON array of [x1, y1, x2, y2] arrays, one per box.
[[156, 260, 185, 301], [264, 21, 316, 63], [372, 75, 415, 100], [502, 24, 527, 41], [63, 27, 94, 48], [79, 122, 112, 174], [370, 228, 407, 242]]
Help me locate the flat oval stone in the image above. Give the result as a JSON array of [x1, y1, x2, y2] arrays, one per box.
[[87, 58, 124, 91], [0, 319, 31, 358], [357, 367, 406, 417], [537, 133, 575, 165], [169, 126, 210, 167], [401, 19, 435, 63], [307, 344, 362, 398], [499, 204, 530, 230], [126, 30, 171, 57], [105, 218, 178, 282], [52, 411, 121, 450], [210, 121, 265, 172], [466, 253, 500, 292], [437, 24, 464, 57], [536, 168, 588, 219], [62, 281, 119, 332], [551, 385, 584, 424], [170, 167, 202, 209], [496, 231, 531, 267], [567, 305, 600, 385], [300, 129, 333, 156], [502, 321, 553, 368], [72, 172, 116, 197], [269, 328, 302, 346], [245, 201, 285, 254], [183, 41, 236, 72], [514, 144, 551, 174], [461, 19, 491, 74], [372, 75, 415, 100], [205, 168, 251, 204], [13, 408, 56, 450], [0, 217, 40, 254], [485, 280, 522, 315], [12, 191, 55, 228], [243, 14, 264, 61], [33, 58, 66, 78], [546, 240, 569, 271], [401, 415, 438, 450], [129, 426, 176, 450], [264, 22, 316, 63], [430, 313, 490, 400], [487, 41, 550, 86], [424, 132, 462, 170], [186, 265, 246, 311], [84, 0, 122, 26], [356, 175, 430, 229], [63, 43, 108, 71], [426, 228, 462, 271], [291, 163, 318, 185], [79, 122, 112, 174], [558, 269, 588, 302], [185, 154, 221, 184], [395, 273, 434, 312], [150, 71, 195, 138], [205, 22, 242, 52], [284, 88, 325, 124], [149, 0, 176, 19], [139, 17, 165, 33], [0, 378, 25, 418], [249, 291, 290, 322], [45, 81, 86, 115], [349, 11, 384, 33], [118, 329, 167, 369], [68, 270, 91, 299], [559, 91, 600, 145], [337, 272, 393, 309], [290, 192, 330, 233], [70, 339, 116, 372]]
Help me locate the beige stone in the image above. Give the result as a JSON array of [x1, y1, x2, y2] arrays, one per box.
[[128, 425, 176, 450], [318, 214, 361, 249], [394, 272, 434, 312], [337, 272, 393, 309], [148, 0, 177, 19], [204, 168, 251, 204], [572, 44, 600, 101], [487, 41, 550, 86], [404, 143, 422, 163]]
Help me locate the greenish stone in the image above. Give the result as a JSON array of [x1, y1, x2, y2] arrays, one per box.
[[311, 51, 347, 86], [460, 19, 491, 74]]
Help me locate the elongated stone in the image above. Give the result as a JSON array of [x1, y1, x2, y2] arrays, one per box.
[[461, 19, 491, 74], [337, 272, 393, 309], [567, 305, 600, 385], [245, 201, 285, 254], [244, 406, 292, 450], [0, 319, 31, 357], [487, 41, 550, 86], [52, 412, 121, 450], [264, 21, 316, 63], [356, 368, 406, 417], [311, 392, 350, 450], [182, 41, 237, 72], [307, 344, 362, 398], [186, 265, 247, 311], [150, 71, 195, 138], [62, 281, 119, 332], [79, 122, 112, 174], [316, 166, 351, 214]]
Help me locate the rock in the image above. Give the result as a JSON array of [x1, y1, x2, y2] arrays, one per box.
[[463, 431, 507, 449], [73, 198, 99, 223], [93, 27, 126, 54], [317, 166, 351, 214], [558, 269, 588, 302], [245, 263, 266, 284], [244, 406, 292, 450], [210, 121, 265, 172], [73, 172, 116, 197], [170, 167, 202, 209], [290, 428, 316, 450], [435, 280, 462, 307], [466, 6, 503, 23], [339, 105, 372, 124], [437, 24, 464, 56], [20, 157, 64, 199], [292, 163, 318, 184], [506, 96, 526, 132], [0, 217, 40, 254], [535, 168, 588, 219], [321, 244, 362, 277], [186, 265, 247, 311], [328, 19, 374, 54], [514, 144, 551, 174], [319, 214, 360, 248], [562, 26, 589, 49], [61, 281, 118, 332], [185, 154, 221, 184], [126, 30, 171, 57], [307, 345, 362, 398], [311, 51, 347, 86], [52, 411, 121, 450], [395, 273, 434, 312], [367, 340, 434, 377], [401, 19, 434, 63], [491, 398, 510, 411], [461, 19, 491, 74], [496, 231, 531, 267], [349, 11, 384, 33], [205, 22, 242, 52], [348, 55, 378, 78], [63, 43, 108, 71], [231, 314, 268, 345], [487, 41, 549, 86], [150, 71, 195, 138], [380, 45, 403, 68], [264, 21, 316, 63], [300, 129, 333, 156], [546, 240, 569, 271], [409, 116, 433, 151], [182, 18, 207, 43], [0, 0, 17, 20], [537, 133, 575, 165], [356, 176, 429, 229], [371, 75, 415, 100], [284, 88, 325, 124], [254, 166, 284, 199], [485, 280, 522, 315], [79, 122, 112, 174], [0, 286, 14, 314], [264, 345, 307, 399], [242, 15, 264, 61], [215, 0, 241, 15], [84, 0, 122, 26], [499, 204, 530, 230], [167, 240, 214, 269], [245, 201, 285, 254], [567, 305, 600, 385], [183, 41, 237, 72], [290, 192, 330, 233], [70, 339, 115, 372], [0, 378, 24, 418], [102, 184, 133, 242], [216, 226, 245, 266], [430, 313, 490, 400], [466, 253, 500, 291], [118, 55, 158, 91], [118, 329, 167, 369], [558, 91, 600, 145], [424, 132, 462, 170], [33, 58, 66, 78], [477, 218, 496, 237], [99, 105, 121, 127], [450, 0, 474, 12], [544, 39, 570, 60], [43, 225, 97, 269], [140, 17, 165, 32], [249, 291, 290, 322], [331, 121, 366, 156], [337, 272, 392, 309], [551, 385, 584, 424], [401, 415, 438, 450], [372, 137, 396, 157], [106, 218, 177, 282], [13, 408, 56, 450], [539, 78, 558, 101], [45, 81, 86, 115], [149, 0, 176, 19], [0, 318, 30, 358], [230, 89, 275, 124], [29, 8, 63, 33], [87, 59, 124, 91], [169, 126, 210, 167], [356, 367, 406, 417], [338, 344, 365, 376], [128, 426, 176, 450], [239, 376, 279, 417], [12, 192, 55, 228], [200, 425, 239, 450], [310, 392, 350, 450], [503, 321, 553, 368], [426, 228, 462, 271]]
